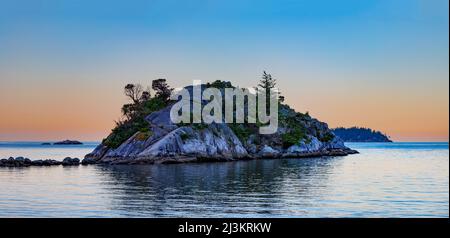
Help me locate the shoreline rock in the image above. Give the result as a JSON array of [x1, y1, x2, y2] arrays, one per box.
[[31, 159, 62, 166], [0, 157, 80, 167], [84, 122, 360, 165], [0, 149, 359, 168], [81, 157, 97, 165], [62, 157, 80, 166]]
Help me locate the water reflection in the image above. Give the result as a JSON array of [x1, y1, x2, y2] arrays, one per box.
[[0, 142, 447, 217], [95, 158, 339, 217]]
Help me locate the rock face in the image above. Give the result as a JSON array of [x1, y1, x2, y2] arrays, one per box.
[[84, 144, 109, 161], [81, 157, 97, 165], [286, 136, 322, 154], [85, 83, 358, 165], [96, 123, 248, 164], [0, 157, 32, 167], [258, 145, 281, 158]]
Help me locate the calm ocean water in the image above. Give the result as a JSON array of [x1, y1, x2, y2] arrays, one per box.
[[0, 142, 448, 217]]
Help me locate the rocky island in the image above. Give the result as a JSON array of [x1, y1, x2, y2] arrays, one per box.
[[54, 140, 83, 145], [84, 74, 358, 165], [332, 127, 392, 142]]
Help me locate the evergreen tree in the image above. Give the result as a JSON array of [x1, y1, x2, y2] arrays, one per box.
[[152, 79, 173, 102], [257, 71, 281, 109], [258, 71, 277, 95]]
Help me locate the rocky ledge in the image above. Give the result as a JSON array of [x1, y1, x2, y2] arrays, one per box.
[[84, 81, 359, 165], [0, 157, 82, 167], [84, 128, 358, 165]]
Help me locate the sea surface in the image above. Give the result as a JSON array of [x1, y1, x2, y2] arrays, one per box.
[[0, 142, 448, 217]]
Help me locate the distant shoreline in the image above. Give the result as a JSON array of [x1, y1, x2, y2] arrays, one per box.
[[1, 141, 448, 168], [332, 127, 393, 143]]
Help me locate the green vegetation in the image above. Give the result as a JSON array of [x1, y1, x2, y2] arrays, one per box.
[[319, 132, 334, 142], [136, 131, 153, 141], [102, 72, 336, 150], [229, 124, 253, 142], [206, 80, 233, 89], [257, 71, 285, 108], [192, 123, 209, 130], [136, 127, 153, 141], [180, 132, 192, 141], [103, 120, 144, 148], [102, 81, 171, 149], [278, 105, 309, 148], [281, 127, 307, 148]]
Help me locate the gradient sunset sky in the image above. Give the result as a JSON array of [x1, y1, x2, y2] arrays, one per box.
[[0, 0, 448, 142]]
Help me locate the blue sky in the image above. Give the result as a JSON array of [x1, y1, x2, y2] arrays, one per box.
[[0, 0, 448, 141]]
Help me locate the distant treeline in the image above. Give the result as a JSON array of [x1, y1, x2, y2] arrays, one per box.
[[332, 127, 392, 142]]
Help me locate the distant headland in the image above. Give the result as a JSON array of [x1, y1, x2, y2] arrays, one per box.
[[41, 140, 83, 145], [54, 140, 83, 145], [331, 127, 392, 142]]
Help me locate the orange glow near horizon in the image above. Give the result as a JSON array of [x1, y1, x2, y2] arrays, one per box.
[[0, 0, 448, 142], [0, 69, 448, 142]]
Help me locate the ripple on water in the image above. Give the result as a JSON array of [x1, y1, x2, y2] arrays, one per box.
[[0, 142, 448, 217]]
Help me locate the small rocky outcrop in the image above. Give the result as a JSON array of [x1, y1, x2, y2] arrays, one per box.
[[32, 159, 62, 166], [0, 156, 97, 167], [54, 140, 83, 145], [62, 157, 80, 166], [0, 157, 66, 167], [0, 157, 32, 167]]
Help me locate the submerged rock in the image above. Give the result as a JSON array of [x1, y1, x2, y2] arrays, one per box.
[[81, 157, 97, 165], [62, 157, 80, 166], [43, 160, 62, 166], [4, 157, 31, 166], [0, 157, 77, 167], [30, 160, 44, 166], [28, 159, 61, 166]]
